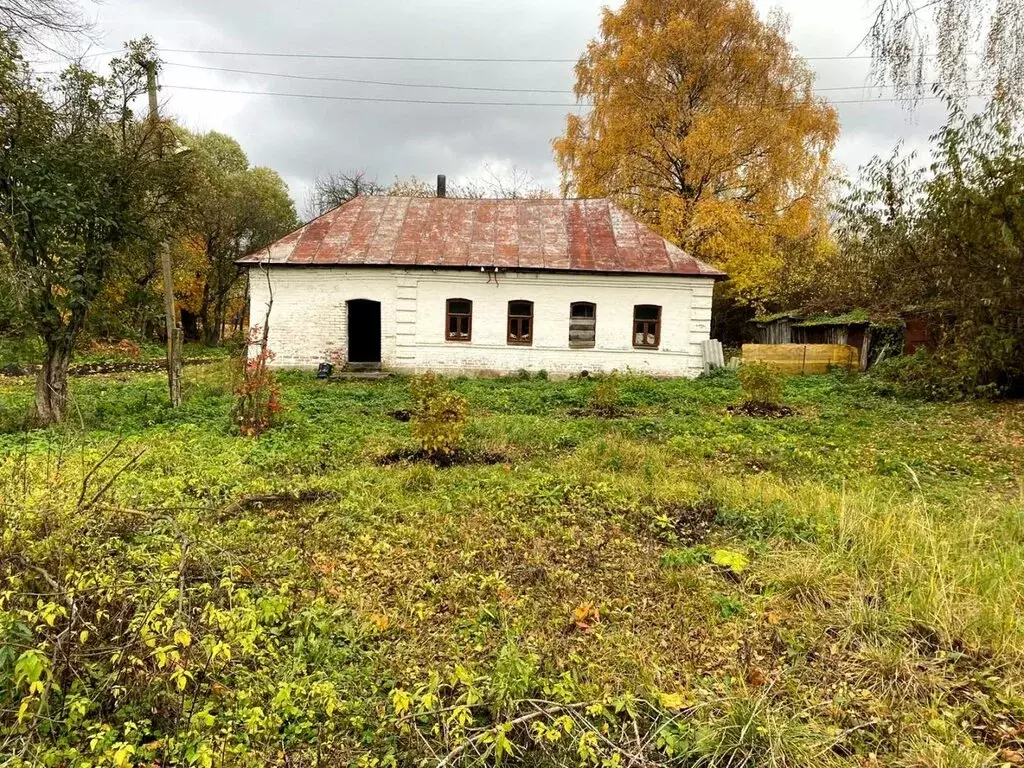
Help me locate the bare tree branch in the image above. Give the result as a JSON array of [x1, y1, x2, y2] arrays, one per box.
[[866, 0, 1024, 107], [0, 0, 92, 48]]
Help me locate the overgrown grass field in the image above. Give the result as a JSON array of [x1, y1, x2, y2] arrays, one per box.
[[1, 365, 1023, 767]]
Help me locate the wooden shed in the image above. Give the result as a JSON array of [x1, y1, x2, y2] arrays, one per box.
[[750, 312, 900, 372], [749, 313, 799, 345]]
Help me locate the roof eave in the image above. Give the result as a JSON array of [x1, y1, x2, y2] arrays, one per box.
[[235, 260, 726, 279]]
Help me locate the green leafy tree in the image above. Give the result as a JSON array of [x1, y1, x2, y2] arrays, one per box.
[[0, 37, 191, 424], [826, 97, 1024, 394], [185, 131, 297, 345]]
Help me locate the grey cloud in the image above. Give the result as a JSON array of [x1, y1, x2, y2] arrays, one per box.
[[75, 0, 978, 212]]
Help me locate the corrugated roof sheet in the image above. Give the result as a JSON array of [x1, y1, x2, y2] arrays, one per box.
[[237, 197, 725, 278]]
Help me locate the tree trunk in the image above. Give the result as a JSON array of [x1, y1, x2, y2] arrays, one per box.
[[199, 278, 215, 346], [34, 337, 73, 426], [202, 315, 219, 346], [210, 293, 229, 347], [180, 309, 201, 341]]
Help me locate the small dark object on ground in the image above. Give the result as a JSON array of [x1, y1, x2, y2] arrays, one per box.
[[728, 402, 796, 418], [317, 362, 333, 379], [389, 409, 412, 422], [378, 448, 509, 468]]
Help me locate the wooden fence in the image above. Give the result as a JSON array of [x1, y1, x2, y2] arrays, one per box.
[[741, 344, 859, 374]]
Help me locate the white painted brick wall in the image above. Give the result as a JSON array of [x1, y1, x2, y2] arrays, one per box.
[[248, 267, 715, 377]]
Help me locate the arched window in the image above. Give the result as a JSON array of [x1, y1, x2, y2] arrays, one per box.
[[507, 300, 534, 345], [633, 305, 661, 348], [445, 299, 472, 341], [569, 302, 596, 348]]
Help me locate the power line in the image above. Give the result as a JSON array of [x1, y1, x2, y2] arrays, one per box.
[[163, 84, 587, 107], [162, 61, 570, 94], [164, 83, 995, 107], [160, 47, 974, 63], [28, 56, 983, 100], [27, 57, 991, 100], [25, 49, 120, 64], [163, 48, 580, 64], [31, 46, 990, 67], [161, 61, 985, 95]]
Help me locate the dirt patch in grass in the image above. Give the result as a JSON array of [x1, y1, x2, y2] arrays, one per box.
[[0, 358, 220, 378], [566, 406, 638, 419], [219, 490, 340, 518], [655, 499, 719, 544], [377, 448, 509, 468], [727, 402, 797, 418]]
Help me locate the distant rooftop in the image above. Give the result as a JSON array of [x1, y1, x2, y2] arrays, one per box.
[[237, 196, 725, 278]]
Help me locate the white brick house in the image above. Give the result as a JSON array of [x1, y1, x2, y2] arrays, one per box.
[[239, 195, 725, 378]]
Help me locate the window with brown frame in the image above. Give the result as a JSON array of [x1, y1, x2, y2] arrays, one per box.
[[507, 300, 534, 345], [633, 305, 661, 348], [445, 299, 472, 341], [569, 302, 596, 348]]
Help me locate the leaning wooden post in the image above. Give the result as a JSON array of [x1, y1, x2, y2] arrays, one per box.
[[144, 59, 182, 407]]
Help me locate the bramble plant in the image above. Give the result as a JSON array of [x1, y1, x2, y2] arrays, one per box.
[[231, 325, 282, 437], [410, 371, 468, 458], [738, 362, 783, 407]]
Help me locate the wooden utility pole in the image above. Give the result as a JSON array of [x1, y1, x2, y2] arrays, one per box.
[[144, 60, 183, 407]]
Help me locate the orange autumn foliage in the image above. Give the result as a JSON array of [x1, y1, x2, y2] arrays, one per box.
[[168, 235, 207, 317], [553, 0, 839, 306]]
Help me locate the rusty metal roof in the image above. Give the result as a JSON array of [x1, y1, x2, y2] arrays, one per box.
[[237, 197, 725, 278]]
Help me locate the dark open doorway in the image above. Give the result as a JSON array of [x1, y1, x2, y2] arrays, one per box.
[[347, 299, 382, 365]]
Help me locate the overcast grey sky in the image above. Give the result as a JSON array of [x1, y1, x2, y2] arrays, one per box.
[[49, 0, 989, 211]]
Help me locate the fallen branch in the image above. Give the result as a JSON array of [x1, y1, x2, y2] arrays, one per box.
[[435, 701, 592, 767], [79, 449, 146, 513]]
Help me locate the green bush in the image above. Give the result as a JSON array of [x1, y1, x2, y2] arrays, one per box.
[[410, 371, 468, 457], [590, 372, 622, 416], [737, 362, 783, 406], [869, 349, 1000, 401]]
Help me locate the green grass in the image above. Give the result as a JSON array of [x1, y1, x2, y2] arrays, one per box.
[[1, 366, 1023, 766]]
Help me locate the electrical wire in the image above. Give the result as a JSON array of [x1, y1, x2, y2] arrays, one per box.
[[163, 83, 995, 107], [160, 60, 986, 95], [163, 84, 587, 107], [161, 47, 970, 63], [45, 46, 979, 64], [161, 61, 571, 93]]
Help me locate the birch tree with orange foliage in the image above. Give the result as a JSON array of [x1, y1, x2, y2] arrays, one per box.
[[553, 0, 840, 307]]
